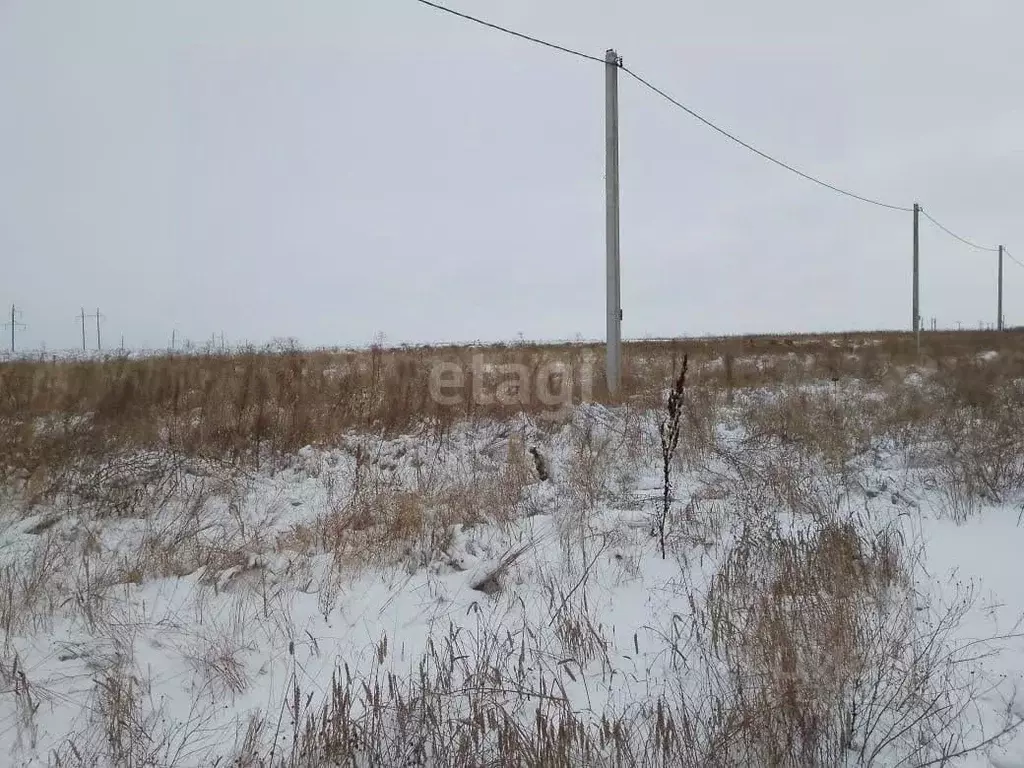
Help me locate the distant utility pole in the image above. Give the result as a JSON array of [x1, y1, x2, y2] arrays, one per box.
[[998, 245, 1004, 331], [912, 203, 920, 334], [605, 48, 622, 395], [4, 305, 26, 352], [94, 307, 104, 351], [78, 307, 104, 351]]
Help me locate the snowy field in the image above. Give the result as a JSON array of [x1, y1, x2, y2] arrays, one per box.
[[1, 345, 1024, 766]]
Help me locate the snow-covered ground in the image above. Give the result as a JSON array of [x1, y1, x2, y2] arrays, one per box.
[[1, 375, 1023, 766]]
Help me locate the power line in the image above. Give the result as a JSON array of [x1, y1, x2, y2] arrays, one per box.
[[413, 1, 928, 216], [1004, 247, 1024, 269], [414, 0, 1018, 310], [413, 0, 605, 64], [918, 207, 999, 252], [619, 66, 913, 213]]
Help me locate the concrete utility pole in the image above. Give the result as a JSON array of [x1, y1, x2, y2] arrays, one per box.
[[80, 308, 87, 351], [912, 203, 920, 334], [94, 308, 103, 351], [998, 245, 1004, 331], [605, 48, 622, 394]]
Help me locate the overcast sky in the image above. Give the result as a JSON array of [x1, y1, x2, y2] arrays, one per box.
[[1, 1, 1021, 350]]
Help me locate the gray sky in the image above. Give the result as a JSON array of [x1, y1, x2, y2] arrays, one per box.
[[1, 1, 1022, 350]]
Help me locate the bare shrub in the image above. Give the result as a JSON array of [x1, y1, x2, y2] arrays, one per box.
[[845, 577, 1024, 765], [0, 533, 61, 638], [564, 412, 617, 513], [673, 508, 1020, 767], [928, 358, 1024, 516], [737, 385, 872, 477], [184, 624, 253, 700], [0, 653, 41, 752], [52, 662, 217, 768]]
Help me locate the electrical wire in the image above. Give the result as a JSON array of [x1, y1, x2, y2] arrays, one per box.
[[1004, 248, 1024, 269], [417, 0, 913, 215], [414, 0, 1020, 262], [619, 66, 914, 213], [413, 0, 606, 64], [918, 207, 999, 252]]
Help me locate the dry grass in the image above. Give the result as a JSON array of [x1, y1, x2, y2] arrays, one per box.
[[198, 507, 1012, 767], [3, 329, 1024, 766], [1, 330, 1021, 489]]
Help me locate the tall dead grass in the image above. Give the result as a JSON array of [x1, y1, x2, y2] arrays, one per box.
[[201, 501, 1018, 767], [2, 330, 1021, 489], [3, 330, 1024, 765]]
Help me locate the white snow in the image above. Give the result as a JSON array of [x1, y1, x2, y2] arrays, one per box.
[[1, 379, 1023, 766]]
